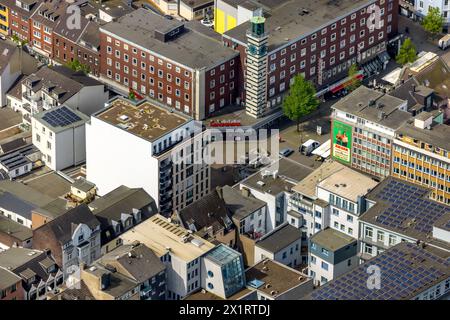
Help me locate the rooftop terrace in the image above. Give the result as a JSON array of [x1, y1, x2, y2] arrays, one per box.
[[120, 214, 215, 262], [96, 98, 190, 142]]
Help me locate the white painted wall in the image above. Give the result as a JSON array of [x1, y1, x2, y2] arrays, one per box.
[[255, 237, 302, 267], [241, 206, 267, 235], [86, 116, 160, 203], [415, 0, 450, 24], [66, 86, 108, 116], [0, 62, 20, 107], [32, 118, 86, 171], [0, 207, 32, 228]]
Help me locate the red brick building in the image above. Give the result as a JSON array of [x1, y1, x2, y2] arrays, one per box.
[[53, 20, 101, 77], [99, 8, 239, 120], [28, 1, 69, 60], [4, 0, 40, 42], [0, 268, 24, 300], [222, 0, 399, 112]]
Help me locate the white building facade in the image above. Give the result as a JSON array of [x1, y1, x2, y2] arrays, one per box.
[[31, 106, 89, 171], [86, 98, 211, 216]]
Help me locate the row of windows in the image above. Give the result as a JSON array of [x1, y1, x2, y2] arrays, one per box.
[[106, 42, 191, 78], [332, 221, 354, 236], [393, 145, 450, 168], [329, 194, 356, 213], [352, 158, 390, 177], [268, 1, 393, 58], [393, 158, 450, 180], [364, 226, 401, 245]]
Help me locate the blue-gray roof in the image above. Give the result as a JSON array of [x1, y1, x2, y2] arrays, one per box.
[[361, 178, 450, 245], [304, 242, 450, 300], [0, 191, 37, 220]]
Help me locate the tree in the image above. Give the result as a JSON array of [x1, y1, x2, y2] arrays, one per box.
[[422, 7, 444, 38], [347, 63, 361, 92], [66, 59, 90, 74], [396, 38, 417, 65], [283, 74, 319, 132]]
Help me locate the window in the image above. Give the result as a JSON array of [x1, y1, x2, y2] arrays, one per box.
[[389, 235, 397, 246], [365, 227, 373, 238], [321, 248, 329, 256], [321, 261, 329, 271]]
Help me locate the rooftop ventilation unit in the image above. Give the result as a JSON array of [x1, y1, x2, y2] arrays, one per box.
[[119, 115, 130, 122], [257, 181, 266, 187]]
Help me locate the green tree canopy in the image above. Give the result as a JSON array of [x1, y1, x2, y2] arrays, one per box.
[[283, 74, 319, 132], [66, 59, 90, 74], [422, 7, 444, 37], [396, 38, 417, 65], [347, 63, 362, 92]]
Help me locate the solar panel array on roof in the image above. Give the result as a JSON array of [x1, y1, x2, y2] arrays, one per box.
[[0, 145, 35, 171], [371, 179, 449, 235], [42, 106, 82, 128], [310, 243, 450, 300]]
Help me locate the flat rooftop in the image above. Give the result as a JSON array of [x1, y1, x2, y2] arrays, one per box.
[[396, 121, 450, 152], [241, 158, 314, 195], [317, 165, 379, 203], [246, 259, 310, 298], [0, 215, 33, 242], [360, 177, 450, 249], [256, 223, 302, 253], [304, 242, 450, 300], [101, 8, 237, 69], [33, 106, 89, 134], [224, 0, 372, 51], [120, 214, 215, 262], [332, 86, 411, 130], [0, 248, 43, 270], [96, 97, 190, 142], [24, 172, 72, 199], [292, 161, 346, 198], [310, 228, 356, 251]]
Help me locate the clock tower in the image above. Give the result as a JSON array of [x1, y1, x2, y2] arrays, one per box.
[[245, 12, 268, 119]]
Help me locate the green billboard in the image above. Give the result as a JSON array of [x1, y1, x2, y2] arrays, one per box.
[[332, 120, 352, 164]]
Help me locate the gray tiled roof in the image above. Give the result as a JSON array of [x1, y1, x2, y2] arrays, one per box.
[[100, 8, 238, 69]]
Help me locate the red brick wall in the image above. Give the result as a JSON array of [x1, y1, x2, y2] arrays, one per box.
[[0, 280, 24, 300], [225, 0, 398, 102], [53, 34, 100, 76], [100, 32, 195, 115]]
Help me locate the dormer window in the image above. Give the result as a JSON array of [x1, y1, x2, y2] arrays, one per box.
[[47, 264, 56, 273]]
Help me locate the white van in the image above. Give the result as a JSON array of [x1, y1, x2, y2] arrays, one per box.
[[299, 139, 320, 156], [439, 34, 450, 50]]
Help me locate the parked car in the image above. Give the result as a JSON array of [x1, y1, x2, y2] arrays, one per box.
[[299, 139, 320, 156], [0, 34, 6, 41], [279, 148, 294, 157], [164, 15, 174, 20]]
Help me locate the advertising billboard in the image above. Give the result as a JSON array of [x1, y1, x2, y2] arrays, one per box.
[[332, 120, 352, 164]]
